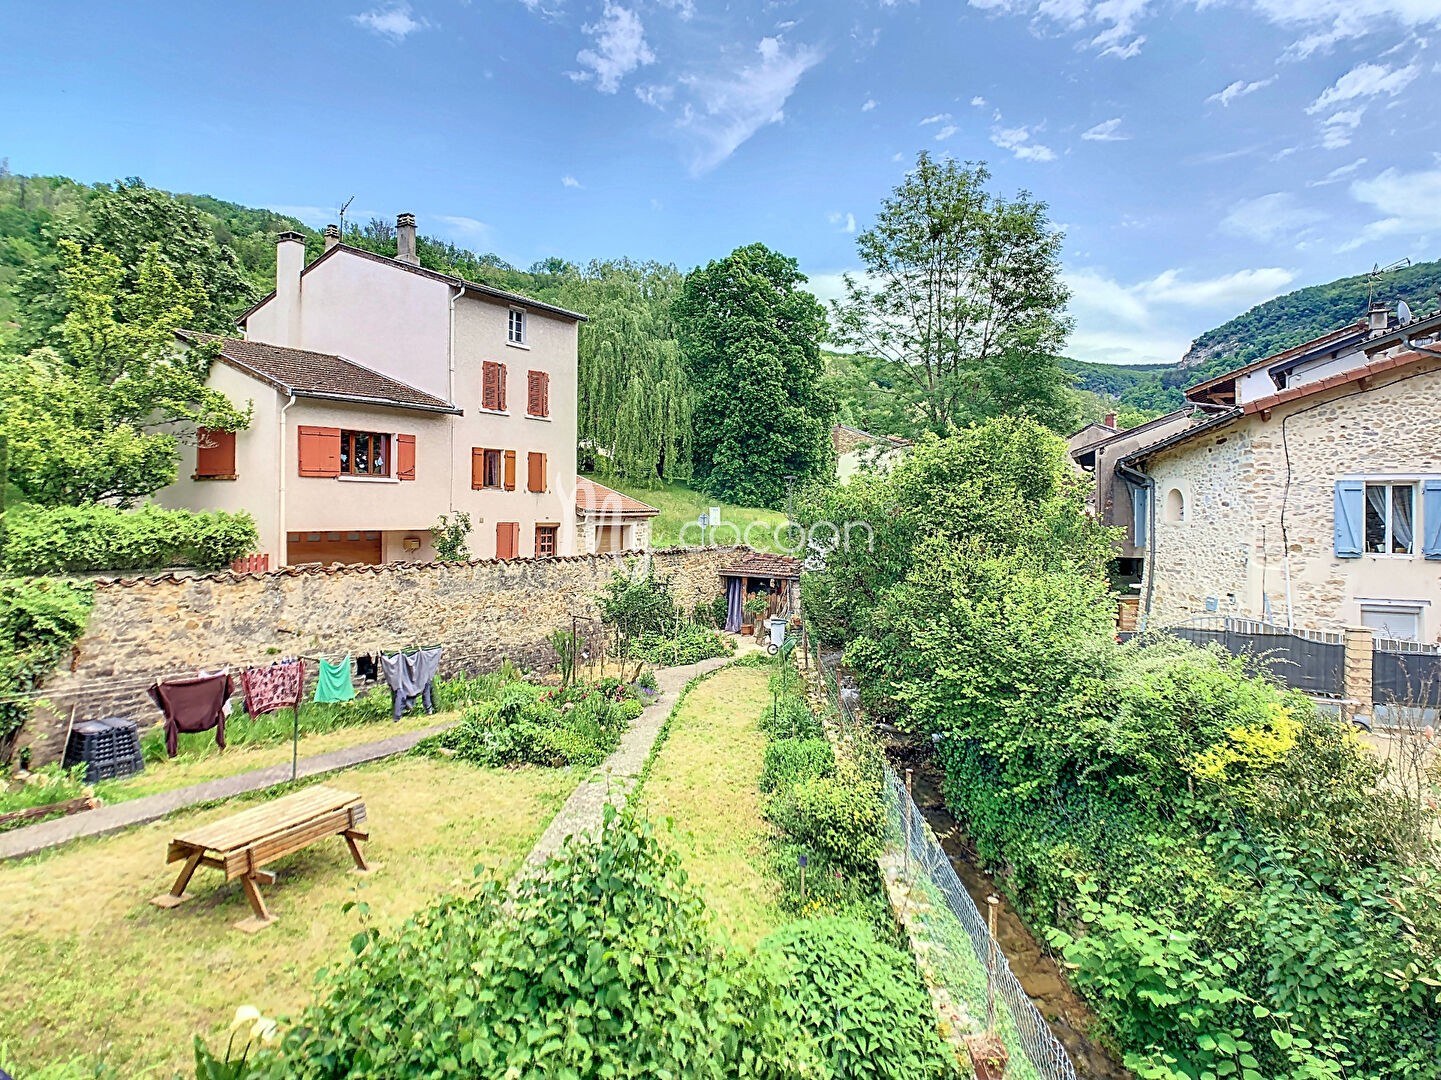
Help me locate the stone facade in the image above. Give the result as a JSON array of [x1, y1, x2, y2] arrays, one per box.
[[20, 546, 742, 764], [1142, 359, 1441, 636]]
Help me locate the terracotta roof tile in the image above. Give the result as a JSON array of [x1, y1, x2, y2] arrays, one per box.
[[574, 476, 661, 517], [181, 332, 458, 413], [719, 551, 803, 579]]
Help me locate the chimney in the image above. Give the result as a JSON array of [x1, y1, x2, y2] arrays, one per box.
[[1369, 301, 1390, 336], [323, 223, 341, 250], [272, 231, 306, 347], [396, 212, 419, 265], [1103, 411, 1117, 429]]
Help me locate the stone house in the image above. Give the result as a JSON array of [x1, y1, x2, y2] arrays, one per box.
[[1121, 303, 1441, 640], [156, 216, 639, 566], [574, 477, 659, 554]]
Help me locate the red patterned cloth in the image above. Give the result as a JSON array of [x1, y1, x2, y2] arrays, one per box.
[[240, 660, 305, 716]]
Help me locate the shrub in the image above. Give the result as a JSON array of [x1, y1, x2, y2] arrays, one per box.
[[754, 916, 956, 1080], [766, 757, 886, 872], [759, 736, 833, 794], [757, 694, 823, 740], [598, 570, 680, 640], [625, 624, 732, 666], [0, 577, 93, 745], [2, 503, 257, 574], [0, 763, 91, 832]]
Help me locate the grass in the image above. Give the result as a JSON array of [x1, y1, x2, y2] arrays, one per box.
[[582, 474, 791, 553], [0, 756, 573, 1078], [635, 663, 781, 948]]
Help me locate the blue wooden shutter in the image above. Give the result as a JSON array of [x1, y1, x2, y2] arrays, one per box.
[[1334, 480, 1364, 558], [1423, 479, 1441, 559], [1131, 485, 1149, 549]]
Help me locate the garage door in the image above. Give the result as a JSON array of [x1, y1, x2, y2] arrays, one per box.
[[287, 531, 383, 566], [596, 525, 625, 554]]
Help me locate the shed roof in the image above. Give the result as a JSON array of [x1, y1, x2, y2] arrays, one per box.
[[574, 476, 661, 518], [719, 551, 803, 579]]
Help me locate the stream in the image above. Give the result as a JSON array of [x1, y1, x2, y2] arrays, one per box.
[[884, 739, 1131, 1080]]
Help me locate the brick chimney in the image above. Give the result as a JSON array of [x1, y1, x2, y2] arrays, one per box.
[[1103, 412, 1117, 429], [272, 231, 305, 346], [323, 223, 341, 250], [1369, 301, 1390, 336], [396, 212, 419, 265]]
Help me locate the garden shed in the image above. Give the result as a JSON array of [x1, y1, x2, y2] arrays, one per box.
[[720, 552, 801, 632]]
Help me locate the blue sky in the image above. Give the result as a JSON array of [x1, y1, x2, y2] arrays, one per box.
[[3, 0, 1441, 365]]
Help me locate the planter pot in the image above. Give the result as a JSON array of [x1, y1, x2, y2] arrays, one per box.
[[740, 623, 754, 635], [964, 1035, 1009, 1080]]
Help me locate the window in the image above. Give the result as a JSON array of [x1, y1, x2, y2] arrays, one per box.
[[194, 428, 236, 479], [526, 370, 550, 417], [482, 361, 507, 411], [1360, 602, 1423, 642], [471, 448, 517, 490], [508, 308, 526, 345], [535, 524, 558, 558], [1364, 482, 1415, 554], [527, 451, 547, 493], [1164, 487, 1186, 524], [339, 430, 391, 477]]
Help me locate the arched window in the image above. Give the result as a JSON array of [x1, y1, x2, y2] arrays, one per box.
[[1165, 487, 1186, 524]]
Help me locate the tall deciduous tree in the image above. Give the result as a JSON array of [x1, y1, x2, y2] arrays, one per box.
[[830, 153, 1075, 434], [675, 243, 835, 509], [0, 240, 250, 506]]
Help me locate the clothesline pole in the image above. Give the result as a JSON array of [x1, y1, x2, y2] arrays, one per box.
[[291, 705, 299, 782]]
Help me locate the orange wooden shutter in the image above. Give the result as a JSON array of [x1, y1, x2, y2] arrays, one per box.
[[195, 428, 236, 478], [527, 451, 546, 493], [471, 448, 485, 489], [297, 426, 341, 477], [396, 434, 416, 480], [497, 364, 507, 411], [496, 522, 519, 559], [540, 371, 549, 417], [527, 371, 544, 416], [482, 362, 499, 410], [503, 450, 517, 491]]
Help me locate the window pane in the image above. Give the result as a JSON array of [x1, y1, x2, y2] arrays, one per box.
[[1393, 484, 1415, 553], [354, 433, 370, 474], [340, 433, 351, 474], [373, 435, 388, 476], [1364, 484, 1386, 553]]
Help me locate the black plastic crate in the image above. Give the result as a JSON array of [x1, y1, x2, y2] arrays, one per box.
[[63, 717, 144, 784]]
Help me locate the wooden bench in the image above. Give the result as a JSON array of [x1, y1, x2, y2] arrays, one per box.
[[150, 785, 372, 932]]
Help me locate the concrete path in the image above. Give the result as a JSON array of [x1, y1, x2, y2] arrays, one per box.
[[0, 721, 452, 862], [521, 654, 737, 873]]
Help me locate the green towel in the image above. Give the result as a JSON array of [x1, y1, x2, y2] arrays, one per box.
[[314, 656, 356, 703]]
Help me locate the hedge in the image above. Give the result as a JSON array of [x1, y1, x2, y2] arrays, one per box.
[[1, 504, 257, 575]]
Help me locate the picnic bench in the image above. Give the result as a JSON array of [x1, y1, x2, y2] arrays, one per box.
[[149, 785, 372, 932]]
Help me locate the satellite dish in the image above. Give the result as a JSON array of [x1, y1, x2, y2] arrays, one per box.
[[1398, 300, 1414, 326]]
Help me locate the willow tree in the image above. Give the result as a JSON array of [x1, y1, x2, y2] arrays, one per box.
[[555, 260, 693, 485]]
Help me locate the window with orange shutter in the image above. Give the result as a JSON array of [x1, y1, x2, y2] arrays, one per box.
[[496, 521, 520, 559], [297, 426, 342, 478], [527, 451, 547, 493], [482, 361, 508, 411], [396, 434, 416, 480], [194, 428, 237, 479], [472, 448, 503, 489], [503, 450, 517, 491], [526, 370, 550, 417]]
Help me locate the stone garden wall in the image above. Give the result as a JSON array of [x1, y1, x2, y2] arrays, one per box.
[[21, 546, 742, 764]]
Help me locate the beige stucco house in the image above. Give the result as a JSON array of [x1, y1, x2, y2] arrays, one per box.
[[832, 424, 911, 483], [157, 217, 633, 566], [1123, 303, 1441, 641]]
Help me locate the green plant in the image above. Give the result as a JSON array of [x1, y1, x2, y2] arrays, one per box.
[[624, 623, 733, 666], [2, 504, 256, 574], [598, 570, 680, 641], [759, 736, 834, 793], [0, 577, 93, 746], [743, 595, 769, 620], [549, 627, 577, 686], [427, 510, 471, 562], [193, 1006, 277, 1079], [766, 757, 886, 873], [757, 694, 823, 740], [0, 763, 91, 830]]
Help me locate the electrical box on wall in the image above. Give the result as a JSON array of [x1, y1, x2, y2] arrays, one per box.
[[1205, 596, 1219, 612]]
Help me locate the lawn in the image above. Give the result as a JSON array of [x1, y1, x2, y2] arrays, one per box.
[[634, 663, 781, 948], [0, 756, 573, 1078], [583, 474, 792, 553]]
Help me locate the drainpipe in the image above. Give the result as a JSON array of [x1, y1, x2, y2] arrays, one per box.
[[448, 285, 462, 518], [277, 391, 296, 566], [1116, 458, 1157, 630]]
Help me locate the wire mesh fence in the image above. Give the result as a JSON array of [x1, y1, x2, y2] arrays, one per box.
[[817, 652, 1079, 1080]]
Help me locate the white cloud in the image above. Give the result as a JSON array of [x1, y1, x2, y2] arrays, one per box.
[[970, 95, 987, 106], [1308, 156, 1367, 186], [351, 2, 429, 41], [990, 125, 1056, 162], [635, 83, 674, 107], [561, 175, 581, 188], [828, 211, 857, 233], [1099, 35, 1145, 59], [433, 215, 492, 242], [934, 124, 959, 140], [919, 112, 952, 125], [862, 98, 878, 112], [1319, 107, 1364, 149], [655, 0, 695, 18], [965, 0, 1154, 57], [1220, 192, 1325, 242], [676, 36, 824, 174], [1206, 76, 1276, 106], [1350, 166, 1441, 239], [1081, 117, 1127, 141], [571, 3, 655, 93], [1307, 61, 1418, 112]]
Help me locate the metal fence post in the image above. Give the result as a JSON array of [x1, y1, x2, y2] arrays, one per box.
[[904, 768, 914, 878], [986, 894, 1000, 1035]]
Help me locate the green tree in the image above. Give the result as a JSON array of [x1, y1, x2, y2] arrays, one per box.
[[0, 240, 250, 506], [830, 153, 1075, 433], [675, 243, 836, 508]]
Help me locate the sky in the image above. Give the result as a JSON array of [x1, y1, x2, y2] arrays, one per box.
[[3, 0, 1441, 366]]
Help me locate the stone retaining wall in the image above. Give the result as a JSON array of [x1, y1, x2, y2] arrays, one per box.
[[21, 547, 742, 764]]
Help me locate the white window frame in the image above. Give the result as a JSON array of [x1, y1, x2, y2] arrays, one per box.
[[507, 307, 529, 348], [1358, 600, 1425, 642], [1348, 475, 1421, 557]]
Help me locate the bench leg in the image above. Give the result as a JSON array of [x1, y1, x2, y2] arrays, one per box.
[[150, 851, 202, 909], [344, 830, 377, 874], [234, 874, 275, 933]]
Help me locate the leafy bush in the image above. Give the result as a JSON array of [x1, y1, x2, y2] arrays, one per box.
[[766, 758, 886, 873], [759, 736, 833, 793], [0, 577, 93, 745], [2, 503, 257, 574], [598, 570, 680, 640], [757, 693, 823, 740], [755, 916, 956, 1080], [625, 623, 733, 666], [0, 763, 91, 831]]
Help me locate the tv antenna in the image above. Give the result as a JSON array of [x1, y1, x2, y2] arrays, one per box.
[[337, 195, 356, 238], [1367, 257, 1410, 306]]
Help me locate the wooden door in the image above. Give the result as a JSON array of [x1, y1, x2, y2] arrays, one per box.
[[596, 525, 625, 554], [286, 531, 383, 565], [496, 522, 520, 560]]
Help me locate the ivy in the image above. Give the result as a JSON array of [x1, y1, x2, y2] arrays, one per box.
[[0, 577, 93, 745]]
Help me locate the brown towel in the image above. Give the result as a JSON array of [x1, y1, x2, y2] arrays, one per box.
[[148, 672, 234, 757]]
